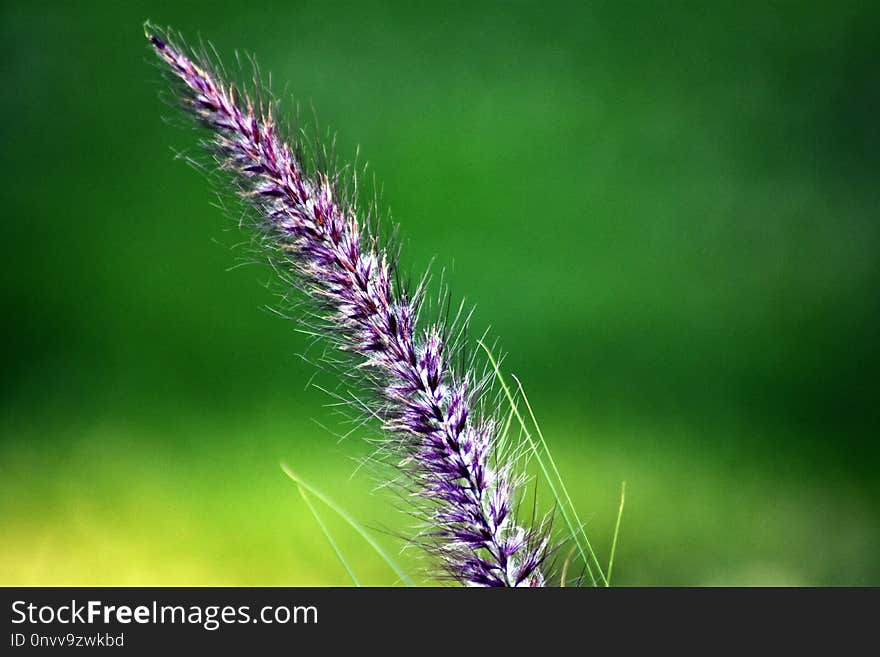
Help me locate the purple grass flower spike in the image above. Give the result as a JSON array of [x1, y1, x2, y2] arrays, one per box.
[[145, 24, 549, 586]]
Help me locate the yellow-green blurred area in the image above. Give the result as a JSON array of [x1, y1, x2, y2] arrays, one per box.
[[1, 1, 878, 585]]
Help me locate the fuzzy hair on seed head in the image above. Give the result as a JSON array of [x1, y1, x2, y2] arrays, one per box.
[[144, 22, 550, 586]]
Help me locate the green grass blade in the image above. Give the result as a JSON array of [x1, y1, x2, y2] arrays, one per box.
[[559, 546, 576, 587], [297, 485, 361, 586], [606, 480, 626, 587], [478, 339, 607, 586], [510, 372, 609, 585], [281, 464, 414, 586]]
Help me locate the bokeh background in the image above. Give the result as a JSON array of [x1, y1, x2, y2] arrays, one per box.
[[2, 1, 878, 586]]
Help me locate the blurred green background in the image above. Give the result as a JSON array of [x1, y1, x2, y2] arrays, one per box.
[[1, 1, 878, 586]]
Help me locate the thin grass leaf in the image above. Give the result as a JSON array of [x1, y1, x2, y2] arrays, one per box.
[[606, 480, 626, 587], [559, 546, 576, 588], [478, 339, 607, 586], [511, 372, 610, 585], [281, 463, 414, 586], [297, 485, 361, 586]]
